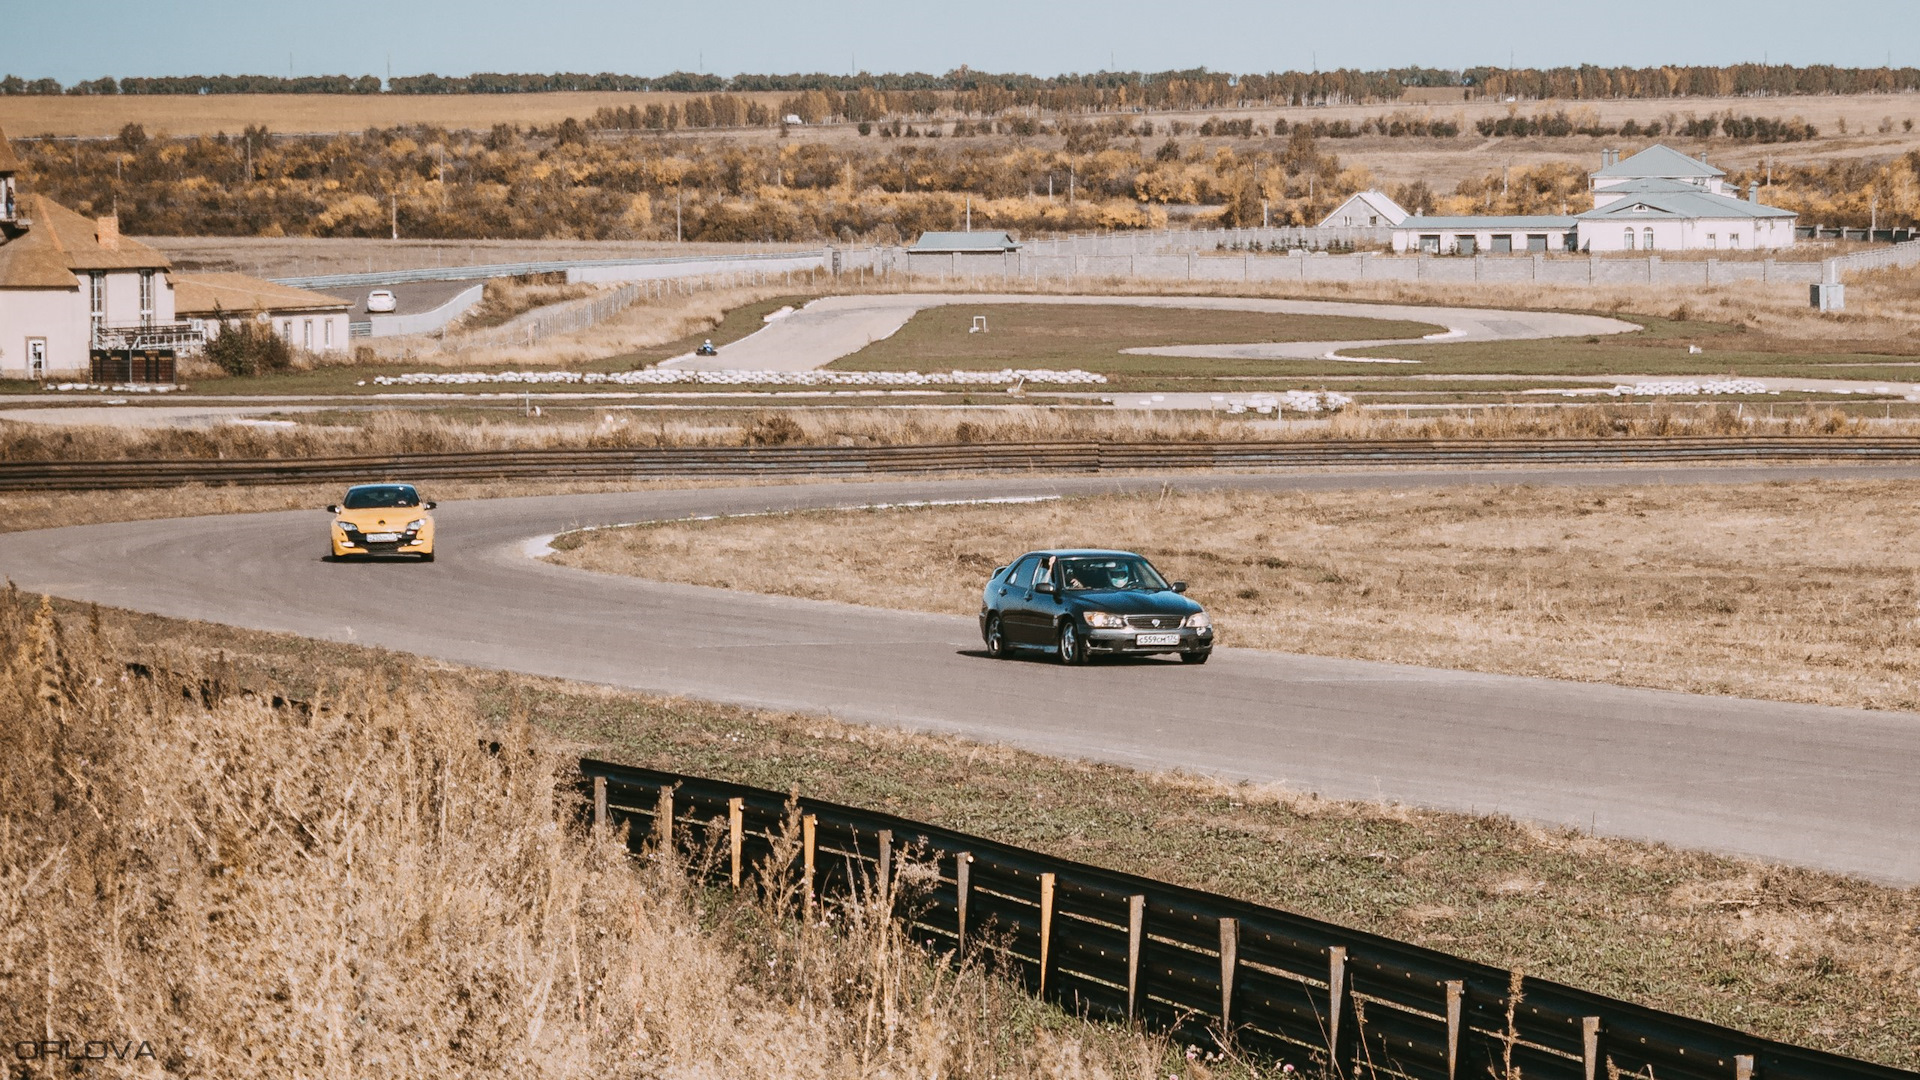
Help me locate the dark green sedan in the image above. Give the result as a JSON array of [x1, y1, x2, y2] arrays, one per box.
[[979, 549, 1212, 665]]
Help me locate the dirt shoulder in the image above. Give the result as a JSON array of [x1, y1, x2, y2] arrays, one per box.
[[549, 478, 1920, 713]]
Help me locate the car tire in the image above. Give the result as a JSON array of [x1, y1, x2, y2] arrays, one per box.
[[984, 616, 1009, 658], [1180, 649, 1211, 665], [1056, 622, 1087, 666]]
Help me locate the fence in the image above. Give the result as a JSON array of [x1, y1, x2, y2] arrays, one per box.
[[581, 758, 1916, 1080], [273, 248, 835, 291], [456, 284, 642, 349], [1824, 238, 1920, 281], [8, 438, 1920, 492]]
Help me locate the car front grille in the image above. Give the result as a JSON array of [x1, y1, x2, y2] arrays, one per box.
[[1124, 614, 1184, 630]]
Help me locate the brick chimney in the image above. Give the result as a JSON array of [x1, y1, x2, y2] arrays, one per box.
[[95, 214, 119, 250]]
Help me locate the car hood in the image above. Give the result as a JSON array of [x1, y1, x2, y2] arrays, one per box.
[[1067, 589, 1201, 615], [335, 508, 429, 531]]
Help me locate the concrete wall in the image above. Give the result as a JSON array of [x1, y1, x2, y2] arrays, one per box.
[[368, 282, 484, 338], [0, 285, 88, 377]]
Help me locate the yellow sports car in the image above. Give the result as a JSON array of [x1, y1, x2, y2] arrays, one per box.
[[327, 483, 437, 561]]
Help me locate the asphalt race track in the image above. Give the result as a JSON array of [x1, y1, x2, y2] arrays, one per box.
[[4, 465, 1918, 883]]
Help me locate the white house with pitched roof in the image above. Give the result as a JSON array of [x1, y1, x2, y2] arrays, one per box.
[[1317, 190, 1408, 229]]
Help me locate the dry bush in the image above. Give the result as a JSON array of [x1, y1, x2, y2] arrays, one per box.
[[451, 277, 598, 332], [0, 589, 1178, 1079]]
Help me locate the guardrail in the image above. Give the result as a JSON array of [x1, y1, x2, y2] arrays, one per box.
[[8, 437, 1920, 492], [580, 758, 1916, 1080]]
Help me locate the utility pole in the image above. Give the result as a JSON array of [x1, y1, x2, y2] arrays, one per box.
[[676, 190, 683, 242], [390, 192, 398, 240], [965, 196, 972, 231]]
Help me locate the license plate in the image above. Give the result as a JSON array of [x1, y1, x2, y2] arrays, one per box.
[[365, 532, 400, 542], [1135, 633, 1181, 646]]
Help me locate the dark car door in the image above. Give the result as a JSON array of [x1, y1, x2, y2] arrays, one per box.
[[1004, 555, 1061, 646], [991, 556, 1039, 644]]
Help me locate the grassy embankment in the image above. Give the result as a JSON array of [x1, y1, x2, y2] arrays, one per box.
[[25, 591, 1917, 1070], [1, 592, 1186, 1079]]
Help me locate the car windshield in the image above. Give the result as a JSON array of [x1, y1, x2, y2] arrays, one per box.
[[1056, 556, 1168, 592], [343, 485, 419, 510]]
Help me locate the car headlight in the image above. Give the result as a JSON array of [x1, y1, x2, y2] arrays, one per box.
[[1083, 611, 1127, 629], [1184, 612, 1212, 629], [335, 521, 356, 532], [406, 519, 426, 531]]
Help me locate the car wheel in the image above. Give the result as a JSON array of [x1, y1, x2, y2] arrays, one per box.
[[984, 616, 1009, 658], [1180, 649, 1211, 665], [1056, 622, 1087, 666]]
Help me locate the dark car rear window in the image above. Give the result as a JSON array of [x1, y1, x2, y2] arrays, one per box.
[[343, 485, 420, 510]]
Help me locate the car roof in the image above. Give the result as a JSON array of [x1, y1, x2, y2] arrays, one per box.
[[1020, 548, 1144, 559], [346, 483, 416, 492]]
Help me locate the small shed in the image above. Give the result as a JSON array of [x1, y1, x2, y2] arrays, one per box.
[[1318, 190, 1408, 229]]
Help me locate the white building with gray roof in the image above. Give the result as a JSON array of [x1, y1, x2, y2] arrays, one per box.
[[1390, 145, 1796, 255]]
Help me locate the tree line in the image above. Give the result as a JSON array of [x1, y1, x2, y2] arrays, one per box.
[[8, 64, 1920, 107], [10, 122, 1913, 242]]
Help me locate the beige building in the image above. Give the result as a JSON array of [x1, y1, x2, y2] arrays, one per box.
[[174, 273, 352, 356], [0, 126, 347, 380]]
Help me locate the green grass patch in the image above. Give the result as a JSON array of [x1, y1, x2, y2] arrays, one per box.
[[830, 303, 1445, 377]]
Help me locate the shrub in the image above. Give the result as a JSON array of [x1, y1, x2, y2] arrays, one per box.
[[204, 316, 294, 377]]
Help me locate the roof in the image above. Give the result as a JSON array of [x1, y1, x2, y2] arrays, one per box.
[[0, 228, 79, 289], [0, 126, 19, 173], [1576, 188, 1795, 221], [1318, 190, 1409, 227], [6, 195, 171, 271], [1593, 144, 1725, 180], [1398, 216, 1580, 230], [911, 230, 1020, 252], [174, 272, 351, 315], [1022, 549, 1143, 558]]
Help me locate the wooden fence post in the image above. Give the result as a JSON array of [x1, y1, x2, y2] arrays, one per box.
[[955, 852, 972, 953], [592, 775, 607, 832], [802, 813, 817, 918], [1038, 873, 1056, 997], [874, 828, 893, 904], [655, 785, 674, 853], [1328, 946, 1357, 1073], [1126, 894, 1146, 1020], [1444, 980, 1465, 1080], [727, 797, 743, 888], [1582, 1016, 1604, 1080], [1218, 918, 1239, 1033]]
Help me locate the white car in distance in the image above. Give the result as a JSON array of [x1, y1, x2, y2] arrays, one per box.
[[365, 289, 398, 313]]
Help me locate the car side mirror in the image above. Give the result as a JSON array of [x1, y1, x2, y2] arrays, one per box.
[[425, 501, 437, 509], [327, 505, 341, 514], [1172, 581, 1188, 593], [1034, 581, 1055, 594]]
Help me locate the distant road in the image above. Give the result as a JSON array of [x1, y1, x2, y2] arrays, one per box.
[[4, 465, 1919, 884]]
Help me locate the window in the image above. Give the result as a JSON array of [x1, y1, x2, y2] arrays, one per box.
[[1419, 234, 1441, 254], [1368, 214, 1379, 226], [282, 320, 294, 341], [1030, 556, 1056, 589], [1706, 233, 1718, 248], [27, 338, 46, 379], [138, 270, 155, 325], [343, 485, 421, 510], [88, 272, 105, 326], [1623, 228, 1636, 251], [1005, 556, 1037, 588], [324, 319, 333, 347], [303, 319, 313, 349], [1728, 234, 1740, 249], [1643, 228, 1654, 250]]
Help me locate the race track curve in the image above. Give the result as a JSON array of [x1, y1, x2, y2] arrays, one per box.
[[4, 465, 1918, 884]]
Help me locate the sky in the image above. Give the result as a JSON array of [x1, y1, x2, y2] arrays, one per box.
[[5, 0, 1919, 83]]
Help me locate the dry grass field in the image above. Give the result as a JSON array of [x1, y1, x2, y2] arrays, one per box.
[[151, 235, 813, 280], [550, 478, 1920, 712], [1, 592, 1184, 1080], [36, 593, 1918, 1069]]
